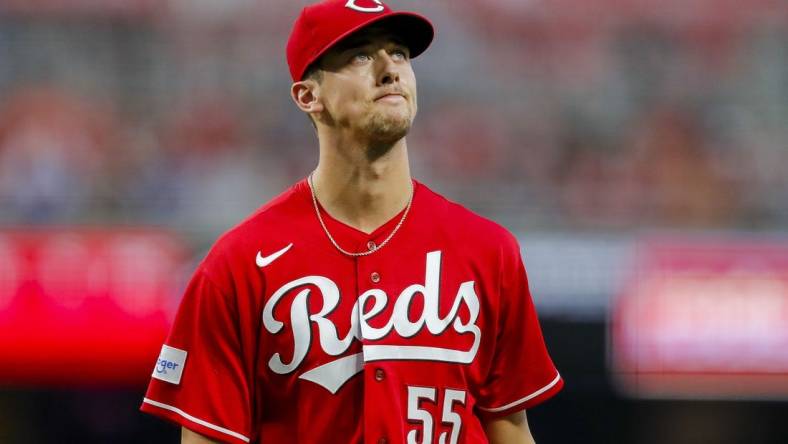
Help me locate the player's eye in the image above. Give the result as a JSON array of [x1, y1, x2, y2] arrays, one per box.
[[390, 47, 409, 61], [351, 52, 372, 64]]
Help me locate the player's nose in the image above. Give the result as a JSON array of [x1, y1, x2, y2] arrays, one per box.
[[375, 51, 400, 86]]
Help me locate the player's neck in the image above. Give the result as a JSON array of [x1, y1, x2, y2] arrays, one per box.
[[312, 137, 412, 235]]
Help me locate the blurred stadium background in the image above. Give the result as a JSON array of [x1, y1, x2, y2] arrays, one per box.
[[0, 0, 787, 442]]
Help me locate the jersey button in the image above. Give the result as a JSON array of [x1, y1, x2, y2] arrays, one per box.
[[377, 438, 387, 444], [374, 368, 385, 381], [367, 240, 377, 251], [370, 272, 381, 283]]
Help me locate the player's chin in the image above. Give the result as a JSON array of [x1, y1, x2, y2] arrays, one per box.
[[363, 113, 411, 145], [378, 106, 413, 126]]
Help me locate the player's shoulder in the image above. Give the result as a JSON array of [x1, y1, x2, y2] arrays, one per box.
[[198, 179, 310, 272], [219, 180, 306, 239], [417, 181, 520, 252]]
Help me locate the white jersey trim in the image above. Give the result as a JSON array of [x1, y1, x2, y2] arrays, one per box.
[[477, 373, 562, 413], [142, 398, 250, 443]]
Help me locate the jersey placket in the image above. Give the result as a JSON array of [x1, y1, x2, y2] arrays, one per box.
[[354, 235, 392, 444]]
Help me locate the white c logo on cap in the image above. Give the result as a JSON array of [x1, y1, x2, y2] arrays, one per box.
[[345, 0, 384, 13]]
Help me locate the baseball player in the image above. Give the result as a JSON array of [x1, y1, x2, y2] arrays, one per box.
[[141, 1, 563, 443]]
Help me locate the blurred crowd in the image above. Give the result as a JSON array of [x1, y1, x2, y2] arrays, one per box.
[[0, 0, 785, 236]]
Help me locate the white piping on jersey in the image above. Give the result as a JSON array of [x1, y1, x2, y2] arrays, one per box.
[[477, 373, 562, 413], [142, 398, 250, 443]]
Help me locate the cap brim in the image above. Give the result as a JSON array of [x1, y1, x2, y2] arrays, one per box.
[[299, 11, 434, 80], [370, 13, 434, 59]]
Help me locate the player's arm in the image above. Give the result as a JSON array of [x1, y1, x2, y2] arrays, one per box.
[[482, 410, 537, 444], [182, 427, 222, 444]]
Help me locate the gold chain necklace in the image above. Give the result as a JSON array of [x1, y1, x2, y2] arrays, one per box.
[[308, 172, 413, 257]]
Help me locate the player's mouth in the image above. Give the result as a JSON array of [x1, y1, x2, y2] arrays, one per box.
[[374, 91, 407, 103], [375, 94, 405, 103]]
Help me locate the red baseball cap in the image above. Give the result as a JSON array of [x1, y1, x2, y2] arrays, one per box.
[[287, 0, 434, 81]]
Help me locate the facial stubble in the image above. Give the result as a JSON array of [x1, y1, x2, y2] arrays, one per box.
[[360, 101, 414, 153]]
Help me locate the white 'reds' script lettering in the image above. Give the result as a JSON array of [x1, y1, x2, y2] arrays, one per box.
[[262, 251, 481, 393]]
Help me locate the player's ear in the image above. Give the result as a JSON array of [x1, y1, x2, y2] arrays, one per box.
[[291, 80, 324, 116]]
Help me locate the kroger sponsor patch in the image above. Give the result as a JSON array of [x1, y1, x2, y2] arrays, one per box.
[[152, 345, 187, 385]]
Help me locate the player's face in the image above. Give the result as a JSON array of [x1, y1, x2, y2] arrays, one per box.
[[315, 28, 418, 146]]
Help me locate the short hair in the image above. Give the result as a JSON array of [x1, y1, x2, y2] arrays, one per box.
[[303, 63, 324, 83]]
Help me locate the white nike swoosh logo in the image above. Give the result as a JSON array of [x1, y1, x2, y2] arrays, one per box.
[[256, 243, 293, 268]]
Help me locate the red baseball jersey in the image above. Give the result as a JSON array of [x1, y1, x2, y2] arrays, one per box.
[[141, 179, 563, 444]]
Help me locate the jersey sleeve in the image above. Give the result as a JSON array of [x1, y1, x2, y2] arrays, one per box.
[[140, 267, 254, 444], [476, 237, 563, 419]]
